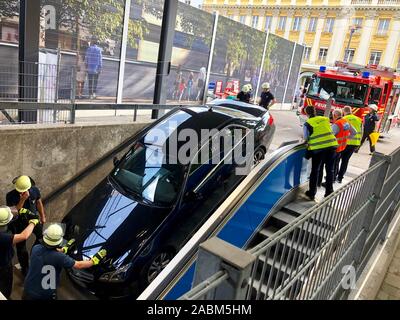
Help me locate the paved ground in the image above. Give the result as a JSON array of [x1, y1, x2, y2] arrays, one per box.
[[7, 109, 400, 300]]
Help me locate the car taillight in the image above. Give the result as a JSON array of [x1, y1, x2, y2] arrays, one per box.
[[268, 114, 274, 126]]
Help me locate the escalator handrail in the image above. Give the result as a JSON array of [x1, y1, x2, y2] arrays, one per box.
[[138, 142, 308, 300]]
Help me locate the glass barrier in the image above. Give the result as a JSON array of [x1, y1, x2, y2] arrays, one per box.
[[123, 0, 164, 103], [166, 2, 214, 105], [0, 0, 19, 103], [285, 44, 304, 104]]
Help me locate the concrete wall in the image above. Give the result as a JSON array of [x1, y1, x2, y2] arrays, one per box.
[[0, 121, 149, 221]]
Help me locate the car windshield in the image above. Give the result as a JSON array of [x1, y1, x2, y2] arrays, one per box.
[[308, 77, 368, 107], [111, 142, 186, 207]]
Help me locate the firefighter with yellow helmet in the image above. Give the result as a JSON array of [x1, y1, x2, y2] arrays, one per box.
[[6, 175, 46, 276]]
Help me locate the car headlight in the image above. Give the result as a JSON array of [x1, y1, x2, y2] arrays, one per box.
[[99, 263, 132, 283]]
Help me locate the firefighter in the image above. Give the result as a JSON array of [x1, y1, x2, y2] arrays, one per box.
[[237, 84, 251, 103], [318, 109, 356, 186], [22, 223, 107, 300], [259, 82, 276, 110], [359, 104, 380, 154], [6, 175, 46, 276], [303, 106, 338, 200], [337, 106, 363, 183], [0, 206, 38, 299]]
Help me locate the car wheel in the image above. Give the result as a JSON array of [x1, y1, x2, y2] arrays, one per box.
[[253, 147, 266, 166], [145, 250, 174, 284]]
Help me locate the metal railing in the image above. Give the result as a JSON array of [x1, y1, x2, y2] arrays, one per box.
[[0, 101, 184, 125], [181, 147, 400, 300]]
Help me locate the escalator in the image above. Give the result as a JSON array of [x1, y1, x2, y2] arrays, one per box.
[[139, 142, 314, 300]]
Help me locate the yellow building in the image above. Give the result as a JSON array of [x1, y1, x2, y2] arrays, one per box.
[[202, 0, 400, 74]]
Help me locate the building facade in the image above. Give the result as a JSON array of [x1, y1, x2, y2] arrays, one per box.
[[202, 0, 400, 73]]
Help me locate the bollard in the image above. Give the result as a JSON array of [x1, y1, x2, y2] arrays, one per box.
[[192, 237, 256, 300]]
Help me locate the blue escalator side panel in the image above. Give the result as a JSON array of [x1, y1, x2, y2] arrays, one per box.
[[164, 148, 309, 300]]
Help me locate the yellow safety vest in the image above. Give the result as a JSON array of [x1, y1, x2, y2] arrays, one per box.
[[344, 114, 362, 146], [306, 116, 338, 151]]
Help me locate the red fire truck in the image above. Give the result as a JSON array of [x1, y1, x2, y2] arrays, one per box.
[[301, 61, 398, 131]]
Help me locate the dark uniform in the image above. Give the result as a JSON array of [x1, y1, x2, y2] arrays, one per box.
[[23, 243, 75, 300], [259, 91, 275, 109], [360, 112, 379, 153], [6, 186, 42, 275], [0, 231, 14, 299], [237, 91, 251, 103]]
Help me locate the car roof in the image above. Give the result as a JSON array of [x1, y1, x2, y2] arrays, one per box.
[[208, 99, 267, 117]]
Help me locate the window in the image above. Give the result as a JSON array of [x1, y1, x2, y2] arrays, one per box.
[[264, 16, 272, 31], [292, 16, 302, 31], [369, 87, 382, 105], [344, 49, 355, 62], [252, 15, 259, 28], [303, 47, 312, 61], [352, 18, 363, 34], [377, 19, 390, 35], [239, 15, 246, 24], [308, 17, 317, 32], [227, 15, 234, 20], [308, 77, 368, 107], [318, 48, 328, 62], [324, 18, 335, 33], [369, 51, 382, 65], [278, 16, 287, 31]]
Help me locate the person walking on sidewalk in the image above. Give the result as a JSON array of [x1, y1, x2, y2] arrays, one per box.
[[6, 175, 46, 277], [85, 36, 103, 100], [0, 206, 38, 299], [359, 104, 380, 154], [303, 106, 338, 201], [337, 106, 363, 183]]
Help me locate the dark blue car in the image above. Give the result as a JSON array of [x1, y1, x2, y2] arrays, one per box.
[[63, 104, 275, 298]]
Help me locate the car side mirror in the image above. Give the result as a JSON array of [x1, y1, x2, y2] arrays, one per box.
[[113, 157, 120, 167]]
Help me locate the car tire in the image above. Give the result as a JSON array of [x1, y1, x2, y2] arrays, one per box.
[[140, 249, 175, 287], [253, 147, 266, 166]]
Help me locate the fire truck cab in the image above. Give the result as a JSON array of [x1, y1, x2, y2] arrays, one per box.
[[301, 61, 397, 131]]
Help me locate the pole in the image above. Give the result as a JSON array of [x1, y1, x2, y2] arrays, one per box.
[[345, 27, 355, 61], [202, 12, 219, 105], [282, 42, 297, 110], [152, 0, 178, 119], [254, 31, 270, 105], [116, 0, 131, 106]]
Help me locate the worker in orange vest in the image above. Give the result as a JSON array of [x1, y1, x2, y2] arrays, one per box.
[[319, 109, 356, 187]]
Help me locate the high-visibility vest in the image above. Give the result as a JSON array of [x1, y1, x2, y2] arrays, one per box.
[[343, 114, 362, 146], [306, 116, 338, 151], [335, 118, 351, 153]]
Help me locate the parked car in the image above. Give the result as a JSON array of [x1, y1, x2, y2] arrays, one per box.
[[63, 104, 275, 298]]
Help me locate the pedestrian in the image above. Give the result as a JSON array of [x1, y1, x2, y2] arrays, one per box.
[[6, 175, 46, 276], [259, 82, 276, 110], [172, 66, 182, 100], [318, 109, 355, 186], [303, 106, 338, 200], [75, 52, 86, 99], [337, 106, 363, 183], [187, 72, 194, 101], [22, 223, 107, 300], [0, 206, 38, 299], [237, 84, 251, 103], [85, 36, 102, 100], [359, 104, 380, 155], [196, 67, 206, 101], [178, 77, 186, 102]]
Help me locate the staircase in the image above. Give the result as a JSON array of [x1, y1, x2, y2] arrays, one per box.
[[247, 195, 336, 300]]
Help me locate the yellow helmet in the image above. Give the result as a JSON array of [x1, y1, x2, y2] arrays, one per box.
[[15, 175, 31, 193], [242, 85, 250, 93], [0, 206, 13, 226], [43, 223, 64, 247], [262, 82, 270, 90]]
